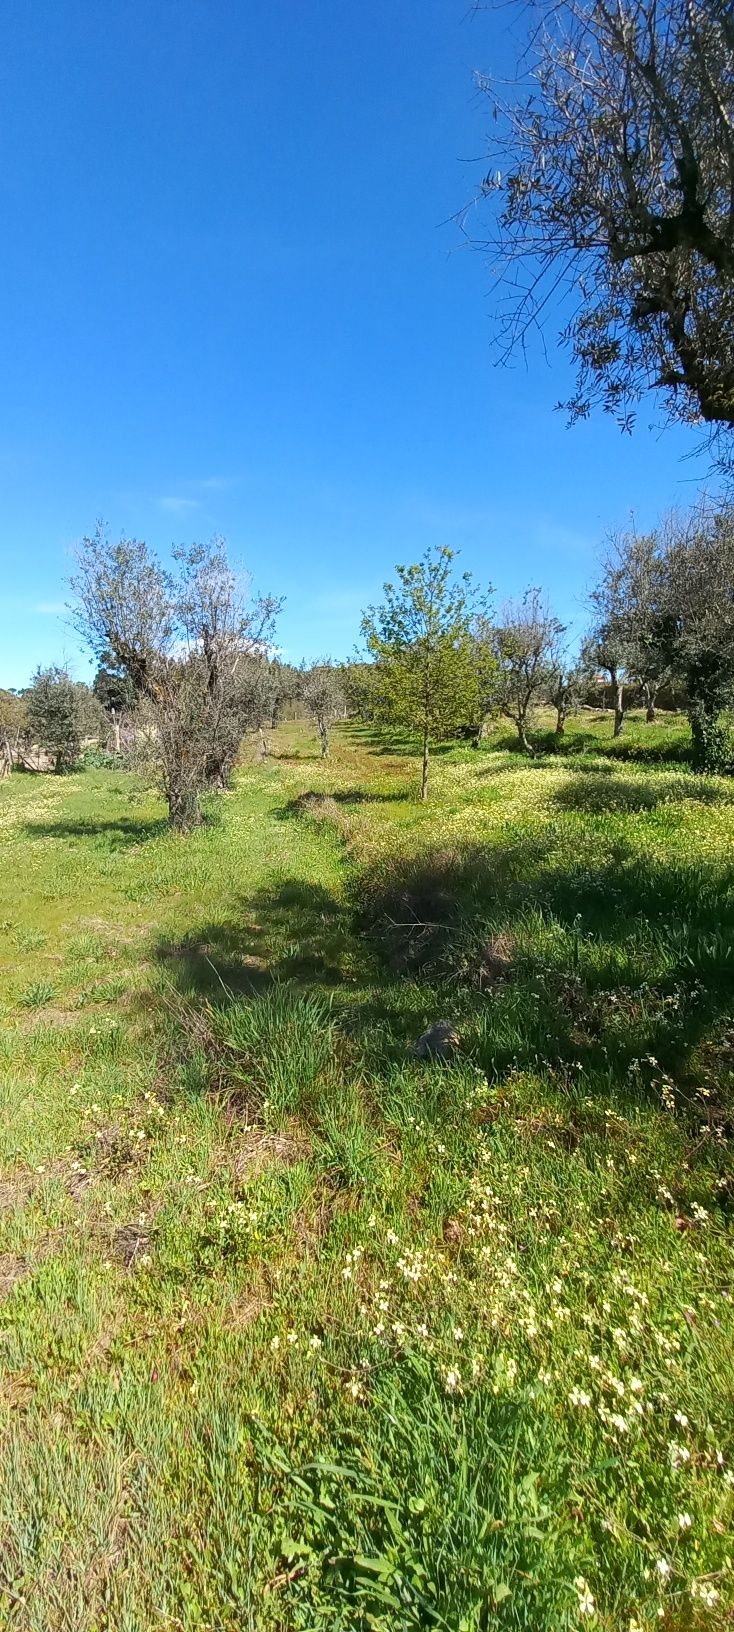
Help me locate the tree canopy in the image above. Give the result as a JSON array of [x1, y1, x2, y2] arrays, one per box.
[[470, 0, 734, 453]]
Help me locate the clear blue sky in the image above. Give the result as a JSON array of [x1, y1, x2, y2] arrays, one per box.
[[0, 0, 715, 688]]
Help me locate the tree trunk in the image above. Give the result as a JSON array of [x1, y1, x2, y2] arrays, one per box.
[[642, 683, 657, 723], [111, 707, 121, 754], [613, 678, 625, 738], [168, 784, 202, 832], [258, 726, 270, 760], [555, 705, 566, 736], [472, 718, 489, 749], [318, 719, 329, 758], [517, 716, 534, 755], [420, 724, 429, 801], [0, 733, 11, 778]]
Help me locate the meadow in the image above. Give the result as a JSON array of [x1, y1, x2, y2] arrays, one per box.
[[0, 711, 732, 1631]]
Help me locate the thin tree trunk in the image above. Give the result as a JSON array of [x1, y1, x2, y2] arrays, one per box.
[[613, 678, 625, 738], [642, 683, 657, 723], [258, 726, 270, 760], [420, 724, 429, 801], [555, 705, 566, 736], [111, 708, 121, 754], [472, 718, 489, 748], [318, 719, 329, 758], [517, 716, 534, 755]]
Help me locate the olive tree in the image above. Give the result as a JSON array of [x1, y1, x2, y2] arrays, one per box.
[[300, 661, 345, 758], [361, 546, 489, 800], [657, 501, 734, 768], [71, 526, 281, 829], [469, 0, 734, 452], [483, 589, 565, 752], [549, 662, 584, 737]]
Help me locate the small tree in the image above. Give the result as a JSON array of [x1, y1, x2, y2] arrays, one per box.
[[586, 547, 635, 737], [0, 689, 29, 777], [549, 663, 583, 738], [71, 526, 281, 830], [300, 661, 345, 758], [26, 668, 102, 773], [657, 502, 734, 769], [485, 589, 565, 752], [360, 546, 489, 800], [93, 653, 137, 753]]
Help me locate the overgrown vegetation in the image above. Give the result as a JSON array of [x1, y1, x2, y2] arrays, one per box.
[[1, 712, 732, 1629]]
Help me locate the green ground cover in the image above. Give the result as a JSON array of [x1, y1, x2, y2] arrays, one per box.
[[0, 712, 732, 1630]]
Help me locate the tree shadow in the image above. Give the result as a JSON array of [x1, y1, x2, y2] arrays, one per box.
[[21, 816, 169, 845], [154, 879, 354, 999], [353, 828, 734, 1092], [276, 789, 407, 823]]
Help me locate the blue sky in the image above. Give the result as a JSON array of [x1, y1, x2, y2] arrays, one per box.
[[0, 0, 714, 687]]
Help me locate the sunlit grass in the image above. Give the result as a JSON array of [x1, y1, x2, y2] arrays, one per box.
[[0, 715, 732, 1629]]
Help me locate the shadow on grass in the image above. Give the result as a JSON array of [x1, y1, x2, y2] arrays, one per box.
[[151, 781, 734, 1116], [21, 816, 169, 844], [155, 878, 354, 999], [353, 827, 734, 1090], [276, 789, 407, 824]]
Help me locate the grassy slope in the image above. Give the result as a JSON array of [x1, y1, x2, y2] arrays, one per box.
[[0, 714, 732, 1631]]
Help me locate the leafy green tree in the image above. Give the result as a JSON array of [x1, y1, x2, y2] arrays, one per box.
[[26, 668, 102, 773], [360, 546, 489, 800]]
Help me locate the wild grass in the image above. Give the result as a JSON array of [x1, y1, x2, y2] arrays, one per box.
[[0, 713, 732, 1629]]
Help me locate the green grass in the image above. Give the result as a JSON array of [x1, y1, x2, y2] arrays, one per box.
[[0, 713, 733, 1629]]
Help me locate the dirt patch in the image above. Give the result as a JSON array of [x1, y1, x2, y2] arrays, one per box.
[[224, 1291, 271, 1331], [113, 1223, 150, 1268], [0, 1172, 34, 1214], [0, 1254, 31, 1296], [478, 931, 516, 988], [16, 1006, 79, 1031], [232, 1129, 310, 1183]]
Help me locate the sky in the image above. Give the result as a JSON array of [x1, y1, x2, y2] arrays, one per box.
[[0, 0, 716, 688]]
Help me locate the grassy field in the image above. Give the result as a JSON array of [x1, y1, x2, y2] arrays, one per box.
[[0, 711, 733, 1630]]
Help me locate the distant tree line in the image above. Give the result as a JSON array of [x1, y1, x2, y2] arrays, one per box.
[[3, 498, 734, 812]]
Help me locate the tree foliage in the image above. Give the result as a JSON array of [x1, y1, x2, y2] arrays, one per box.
[[26, 668, 103, 774], [482, 588, 565, 752], [361, 547, 489, 799], [0, 688, 29, 777], [470, 0, 734, 452], [71, 525, 280, 829], [300, 661, 345, 758]]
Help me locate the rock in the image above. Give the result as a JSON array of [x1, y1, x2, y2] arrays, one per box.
[[411, 1019, 460, 1062]]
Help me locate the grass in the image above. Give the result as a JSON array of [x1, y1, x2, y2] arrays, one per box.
[[0, 711, 733, 1629]]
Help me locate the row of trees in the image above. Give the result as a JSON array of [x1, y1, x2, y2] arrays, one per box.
[[359, 501, 734, 796], [3, 499, 734, 815]]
